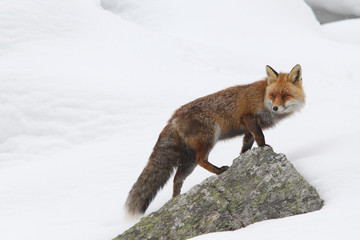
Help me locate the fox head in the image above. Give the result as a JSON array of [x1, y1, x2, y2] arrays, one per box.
[[264, 64, 305, 114]]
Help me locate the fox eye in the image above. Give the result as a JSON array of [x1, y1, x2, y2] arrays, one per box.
[[271, 94, 276, 99], [282, 94, 289, 99]]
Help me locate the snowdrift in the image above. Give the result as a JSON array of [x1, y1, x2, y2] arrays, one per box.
[[1, 0, 360, 240]]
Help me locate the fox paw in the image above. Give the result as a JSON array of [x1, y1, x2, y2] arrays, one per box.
[[262, 144, 273, 150], [217, 166, 229, 175]]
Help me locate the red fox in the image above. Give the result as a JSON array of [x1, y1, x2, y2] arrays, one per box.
[[125, 64, 305, 216]]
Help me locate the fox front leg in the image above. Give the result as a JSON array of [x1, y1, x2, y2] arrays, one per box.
[[242, 115, 271, 149], [241, 131, 254, 153]]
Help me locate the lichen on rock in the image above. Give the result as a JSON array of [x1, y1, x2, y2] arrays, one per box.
[[115, 147, 323, 240]]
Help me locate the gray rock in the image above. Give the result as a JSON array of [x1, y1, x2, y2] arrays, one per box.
[[115, 147, 323, 240]]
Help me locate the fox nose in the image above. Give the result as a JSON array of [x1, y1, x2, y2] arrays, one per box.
[[273, 106, 278, 111]]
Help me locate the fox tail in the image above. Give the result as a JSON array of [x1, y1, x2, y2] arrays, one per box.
[[125, 125, 180, 216]]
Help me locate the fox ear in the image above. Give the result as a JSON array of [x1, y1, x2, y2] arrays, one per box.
[[266, 65, 279, 84], [289, 64, 302, 85]]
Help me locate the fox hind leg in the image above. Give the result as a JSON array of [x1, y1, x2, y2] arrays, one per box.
[[194, 142, 229, 175], [173, 159, 197, 197], [177, 118, 229, 176]]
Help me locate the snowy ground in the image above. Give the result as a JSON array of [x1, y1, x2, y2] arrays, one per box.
[[1, 0, 360, 239]]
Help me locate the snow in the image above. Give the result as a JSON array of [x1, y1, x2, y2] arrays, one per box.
[[0, 0, 360, 239]]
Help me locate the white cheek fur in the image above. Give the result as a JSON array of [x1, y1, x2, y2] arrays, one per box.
[[284, 99, 304, 113], [264, 100, 273, 111]]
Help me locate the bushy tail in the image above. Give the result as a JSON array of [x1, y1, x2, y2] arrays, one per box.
[[125, 126, 179, 216]]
